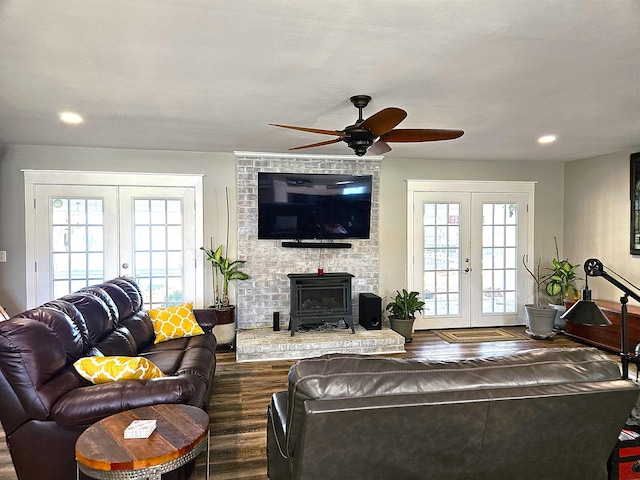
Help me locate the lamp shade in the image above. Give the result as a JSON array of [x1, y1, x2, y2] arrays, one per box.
[[561, 292, 611, 326]]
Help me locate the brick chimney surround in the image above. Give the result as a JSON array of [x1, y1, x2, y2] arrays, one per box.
[[235, 152, 381, 331]]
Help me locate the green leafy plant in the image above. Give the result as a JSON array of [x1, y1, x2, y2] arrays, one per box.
[[385, 289, 425, 319], [201, 244, 249, 308], [544, 238, 580, 304]]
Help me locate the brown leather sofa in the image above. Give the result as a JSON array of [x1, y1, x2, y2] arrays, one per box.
[[267, 348, 639, 480], [0, 277, 217, 480]]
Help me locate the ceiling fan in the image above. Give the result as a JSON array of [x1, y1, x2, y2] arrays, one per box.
[[270, 95, 464, 156]]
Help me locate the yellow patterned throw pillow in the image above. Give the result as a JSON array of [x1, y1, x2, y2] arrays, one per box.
[[74, 356, 165, 384], [149, 303, 204, 344]]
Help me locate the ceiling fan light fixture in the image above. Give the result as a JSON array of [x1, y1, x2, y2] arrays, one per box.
[[538, 134, 556, 144]]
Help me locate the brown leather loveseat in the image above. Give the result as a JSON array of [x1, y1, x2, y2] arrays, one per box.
[[0, 277, 217, 480], [267, 348, 639, 480]]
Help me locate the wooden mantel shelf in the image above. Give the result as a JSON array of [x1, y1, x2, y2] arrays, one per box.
[[564, 299, 640, 353]]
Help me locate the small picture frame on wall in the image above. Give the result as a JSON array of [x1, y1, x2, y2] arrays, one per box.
[[631, 152, 640, 255]]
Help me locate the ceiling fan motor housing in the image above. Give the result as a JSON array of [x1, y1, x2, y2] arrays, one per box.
[[344, 125, 375, 156]]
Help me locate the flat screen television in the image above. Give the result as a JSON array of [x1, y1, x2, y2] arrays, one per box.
[[258, 172, 372, 240]]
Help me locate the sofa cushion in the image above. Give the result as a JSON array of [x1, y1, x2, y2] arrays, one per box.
[[149, 303, 204, 344], [119, 311, 155, 351], [93, 280, 135, 321], [288, 348, 622, 401], [106, 277, 143, 317], [57, 292, 114, 346], [17, 304, 89, 362], [73, 356, 166, 384], [51, 377, 198, 426], [78, 286, 121, 325], [94, 325, 137, 357]]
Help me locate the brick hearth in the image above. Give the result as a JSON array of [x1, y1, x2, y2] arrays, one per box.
[[235, 326, 405, 362]]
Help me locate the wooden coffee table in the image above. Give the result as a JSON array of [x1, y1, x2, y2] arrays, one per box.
[[75, 404, 210, 480]]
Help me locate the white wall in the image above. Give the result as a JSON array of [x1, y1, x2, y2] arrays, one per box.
[[1, 144, 566, 317], [564, 150, 640, 306]]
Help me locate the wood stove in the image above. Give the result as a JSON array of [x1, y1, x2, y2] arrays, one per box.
[[288, 273, 355, 336]]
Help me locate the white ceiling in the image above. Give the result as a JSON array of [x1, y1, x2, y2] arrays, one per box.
[[1, 0, 638, 162]]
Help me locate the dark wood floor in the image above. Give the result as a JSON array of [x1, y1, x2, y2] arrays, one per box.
[[0, 328, 626, 480]]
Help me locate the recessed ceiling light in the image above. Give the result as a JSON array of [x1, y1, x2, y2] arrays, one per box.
[[538, 135, 556, 144], [59, 112, 84, 124]]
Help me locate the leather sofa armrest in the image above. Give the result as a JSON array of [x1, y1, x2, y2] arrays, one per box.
[[267, 391, 290, 480], [271, 391, 288, 444], [50, 377, 198, 426], [193, 309, 217, 332]]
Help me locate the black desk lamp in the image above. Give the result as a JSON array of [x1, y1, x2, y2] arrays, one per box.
[[562, 258, 640, 379]]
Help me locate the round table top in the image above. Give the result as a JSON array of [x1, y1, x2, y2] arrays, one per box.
[[75, 404, 209, 472]]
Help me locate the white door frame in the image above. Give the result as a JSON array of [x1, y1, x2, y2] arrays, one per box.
[[407, 180, 536, 328], [23, 170, 204, 309]]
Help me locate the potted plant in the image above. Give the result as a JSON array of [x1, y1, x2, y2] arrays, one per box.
[[543, 238, 580, 330], [385, 289, 425, 343], [523, 255, 557, 338], [200, 242, 249, 346], [201, 243, 249, 306]]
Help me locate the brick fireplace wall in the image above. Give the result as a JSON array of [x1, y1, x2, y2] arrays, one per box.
[[235, 152, 381, 329]]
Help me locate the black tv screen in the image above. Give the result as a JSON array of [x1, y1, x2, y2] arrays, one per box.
[[258, 172, 372, 240]]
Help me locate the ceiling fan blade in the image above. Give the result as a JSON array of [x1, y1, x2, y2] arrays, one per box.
[[359, 108, 407, 137], [381, 128, 464, 142], [367, 140, 392, 155], [269, 123, 347, 137], [288, 138, 343, 151]]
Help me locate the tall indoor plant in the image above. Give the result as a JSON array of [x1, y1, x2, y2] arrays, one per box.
[[200, 187, 249, 346], [385, 289, 425, 343], [543, 237, 580, 330], [201, 242, 249, 346], [523, 255, 556, 338]]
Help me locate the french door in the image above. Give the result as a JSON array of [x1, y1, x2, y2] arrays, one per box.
[[25, 171, 204, 309], [408, 181, 534, 330]]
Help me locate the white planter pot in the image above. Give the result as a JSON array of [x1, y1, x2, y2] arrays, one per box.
[[210, 305, 236, 347], [213, 322, 236, 346], [525, 304, 557, 339]]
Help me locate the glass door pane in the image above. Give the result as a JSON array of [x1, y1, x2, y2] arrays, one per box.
[[51, 197, 106, 297], [34, 185, 119, 304], [423, 202, 461, 316], [412, 191, 471, 330], [132, 198, 184, 308], [481, 203, 518, 315], [119, 187, 197, 310], [470, 192, 530, 327]]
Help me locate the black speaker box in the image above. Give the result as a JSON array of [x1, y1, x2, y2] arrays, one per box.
[[359, 293, 382, 330]]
